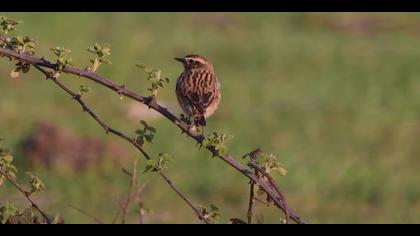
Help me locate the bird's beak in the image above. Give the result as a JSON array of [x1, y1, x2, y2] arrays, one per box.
[[174, 57, 184, 63]]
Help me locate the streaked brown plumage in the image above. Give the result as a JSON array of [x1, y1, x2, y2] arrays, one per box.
[[175, 54, 221, 132]]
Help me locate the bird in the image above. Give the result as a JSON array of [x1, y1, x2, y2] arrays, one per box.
[[175, 54, 221, 137]]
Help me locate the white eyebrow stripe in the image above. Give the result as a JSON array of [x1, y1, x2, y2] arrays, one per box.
[[186, 57, 207, 64]]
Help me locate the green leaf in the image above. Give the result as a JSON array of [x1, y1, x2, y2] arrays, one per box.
[[87, 43, 111, 71], [272, 166, 288, 176], [135, 137, 145, 146], [204, 132, 233, 156], [50, 46, 72, 73], [260, 153, 287, 176], [140, 120, 148, 127], [144, 134, 153, 143], [147, 126, 156, 133], [136, 63, 169, 96], [26, 172, 45, 194], [155, 153, 173, 172], [143, 159, 156, 173], [78, 85, 91, 96], [0, 147, 18, 179], [15, 36, 24, 44], [136, 63, 149, 72], [135, 129, 142, 135], [0, 201, 18, 224], [143, 153, 173, 173], [135, 120, 156, 147], [1, 155, 13, 163], [8, 35, 36, 55], [199, 204, 221, 224], [0, 16, 22, 35]]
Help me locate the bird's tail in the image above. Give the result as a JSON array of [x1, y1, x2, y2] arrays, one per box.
[[194, 115, 206, 127], [192, 104, 206, 127]]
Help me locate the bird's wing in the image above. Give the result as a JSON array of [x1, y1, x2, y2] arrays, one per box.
[[178, 71, 218, 124]]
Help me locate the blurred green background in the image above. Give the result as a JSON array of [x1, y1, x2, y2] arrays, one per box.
[[1, 13, 420, 223]]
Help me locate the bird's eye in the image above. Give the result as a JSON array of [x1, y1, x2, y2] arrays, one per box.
[[188, 59, 194, 64]]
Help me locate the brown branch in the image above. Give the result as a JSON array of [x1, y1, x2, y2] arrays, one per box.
[[0, 43, 305, 224], [135, 182, 148, 224], [31, 64, 209, 224], [247, 182, 255, 224], [111, 211, 120, 224], [68, 204, 104, 224], [120, 159, 138, 224], [244, 148, 262, 224], [0, 170, 51, 224], [120, 159, 149, 224], [248, 162, 291, 224]]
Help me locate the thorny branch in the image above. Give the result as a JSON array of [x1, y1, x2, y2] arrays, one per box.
[[0, 170, 51, 224], [244, 148, 261, 224], [248, 162, 290, 224], [0, 35, 305, 224], [121, 161, 149, 224], [120, 160, 138, 224]]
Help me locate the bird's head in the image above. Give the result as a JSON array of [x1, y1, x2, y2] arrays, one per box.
[[175, 54, 213, 71]]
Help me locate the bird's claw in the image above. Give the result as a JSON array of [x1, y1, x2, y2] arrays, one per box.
[[196, 140, 203, 149]]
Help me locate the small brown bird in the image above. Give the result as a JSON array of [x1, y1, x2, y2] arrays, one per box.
[[175, 54, 221, 136]]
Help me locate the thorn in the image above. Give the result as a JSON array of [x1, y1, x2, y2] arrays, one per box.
[[145, 95, 157, 109], [117, 85, 125, 95]]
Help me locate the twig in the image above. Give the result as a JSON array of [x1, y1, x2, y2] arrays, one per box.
[[135, 182, 148, 224], [247, 182, 255, 224], [68, 204, 104, 224], [0, 170, 51, 224], [0, 43, 305, 224], [120, 159, 138, 224], [111, 211, 120, 224], [31, 64, 209, 224], [244, 148, 261, 224], [248, 162, 290, 224]]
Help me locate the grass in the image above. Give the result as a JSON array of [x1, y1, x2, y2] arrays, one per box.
[[1, 12, 420, 223]]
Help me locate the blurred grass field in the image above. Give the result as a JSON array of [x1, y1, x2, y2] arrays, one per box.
[[1, 12, 420, 223]]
